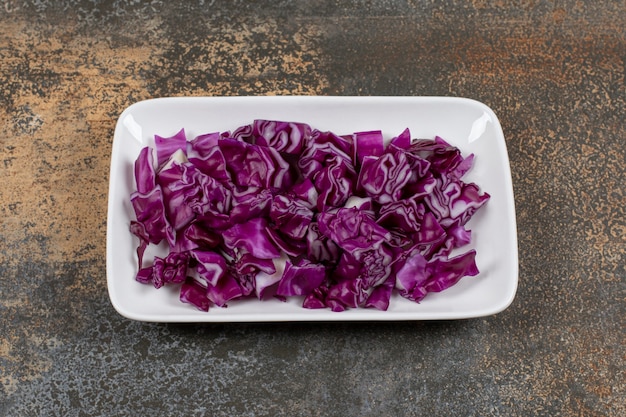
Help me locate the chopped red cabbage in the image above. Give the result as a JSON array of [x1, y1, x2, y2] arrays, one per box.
[[191, 250, 227, 287], [395, 250, 480, 302], [180, 278, 211, 312], [130, 121, 489, 312], [206, 272, 244, 307], [318, 207, 390, 255], [222, 218, 281, 259], [305, 222, 340, 264], [276, 260, 327, 297], [269, 194, 314, 240], [313, 155, 356, 210], [286, 179, 318, 210], [298, 130, 353, 179], [357, 152, 412, 204], [230, 186, 272, 224], [388, 128, 411, 150], [154, 128, 187, 167], [253, 119, 311, 154], [354, 130, 384, 165], [377, 199, 426, 233], [130, 187, 173, 246]]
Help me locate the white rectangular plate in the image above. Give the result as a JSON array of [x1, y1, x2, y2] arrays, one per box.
[[107, 96, 518, 322]]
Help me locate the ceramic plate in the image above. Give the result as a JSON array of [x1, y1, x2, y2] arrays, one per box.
[[107, 96, 518, 322]]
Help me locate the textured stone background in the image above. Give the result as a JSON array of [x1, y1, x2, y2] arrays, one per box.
[[1, 1, 624, 415]]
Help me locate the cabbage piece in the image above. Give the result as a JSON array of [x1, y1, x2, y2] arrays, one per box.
[[130, 187, 174, 246], [230, 123, 254, 142], [388, 143, 432, 190], [276, 260, 327, 297], [395, 250, 479, 302], [357, 245, 394, 288], [174, 221, 221, 252], [253, 119, 311, 154], [319, 238, 394, 311], [302, 296, 327, 309], [302, 285, 331, 310], [229, 252, 278, 298], [386, 143, 433, 202], [131, 146, 173, 245], [230, 187, 273, 224], [265, 227, 307, 258], [157, 161, 233, 231], [305, 222, 341, 264], [388, 128, 411, 150], [449, 182, 490, 226], [354, 130, 384, 165], [135, 266, 153, 285], [217, 138, 249, 178], [206, 273, 244, 307], [313, 155, 356, 211], [425, 250, 480, 292], [364, 274, 395, 311], [394, 252, 429, 301], [255, 271, 281, 300], [377, 199, 426, 233], [235, 253, 277, 276], [334, 244, 394, 289], [218, 138, 294, 190], [446, 221, 473, 248], [451, 153, 475, 180], [410, 212, 449, 260], [299, 131, 356, 209], [180, 277, 210, 312], [298, 130, 353, 178], [254, 253, 288, 299], [222, 218, 281, 259], [318, 207, 390, 255], [404, 152, 432, 181], [423, 176, 490, 228], [357, 152, 412, 204], [230, 270, 256, 298], [326, 278, 367, 310], [149, 251, 190, 289], [189, 132, 220, 154], [414, 211, 446, 244], [134, 147, 157, 194], [409, 136, 476, 179], [155, 128, 187, 168], [302, 260, 375, 312], [287, 178, 319, 210], [187, 135, 231, 184], [269, 194, 314, 240], [429, 219, 473, 259], [409, 136, 461, 171], [313, 129, 353, 157], [191, 250, 227, 287], [252, 145, 295, 191], [227, 141, 269, 188], [155, 162, 196, 231], [402, 171, 437, 201], [129, 221, 150, 267]]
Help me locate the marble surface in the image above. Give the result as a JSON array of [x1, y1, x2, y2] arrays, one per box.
[[1, 1, 624, 415]]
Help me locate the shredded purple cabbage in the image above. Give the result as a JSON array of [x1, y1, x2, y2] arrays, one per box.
[[130, 121, 490, 312]]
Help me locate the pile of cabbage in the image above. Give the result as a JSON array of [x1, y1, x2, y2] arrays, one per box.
[[129, 120, 490, 312]]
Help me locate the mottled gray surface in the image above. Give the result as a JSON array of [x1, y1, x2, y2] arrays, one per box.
[[1, 1, 624, 416]]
